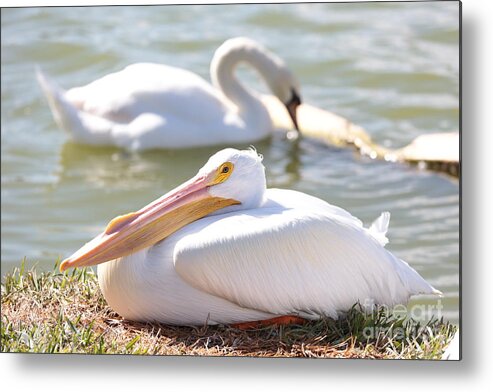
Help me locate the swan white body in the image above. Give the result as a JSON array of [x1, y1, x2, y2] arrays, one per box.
[[37, 38, 301, 151], [62, 148, 440, 325]]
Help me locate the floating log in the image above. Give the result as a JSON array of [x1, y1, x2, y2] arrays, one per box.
[[262, 95, 460, 178]]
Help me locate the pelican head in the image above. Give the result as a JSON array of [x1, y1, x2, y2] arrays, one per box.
[[199, 147, 266, 211], [60, 148, 266, 272]]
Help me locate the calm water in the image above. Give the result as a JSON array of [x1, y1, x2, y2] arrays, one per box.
[[1, 3, 459, 323]]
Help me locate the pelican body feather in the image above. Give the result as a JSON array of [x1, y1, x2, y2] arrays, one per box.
[[97, 188, 438, 325]]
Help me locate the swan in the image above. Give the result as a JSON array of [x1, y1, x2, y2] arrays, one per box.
[[36, 37, 301, 151], [60, 148, 441, 326]]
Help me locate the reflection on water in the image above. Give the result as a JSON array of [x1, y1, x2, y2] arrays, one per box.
[[1, 2, 459, 323]]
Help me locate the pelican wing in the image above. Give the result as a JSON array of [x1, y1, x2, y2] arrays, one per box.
[[173, 190, 436, 319]]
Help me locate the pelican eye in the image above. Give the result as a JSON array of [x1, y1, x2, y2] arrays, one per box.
[[212, 162, 234, 185]]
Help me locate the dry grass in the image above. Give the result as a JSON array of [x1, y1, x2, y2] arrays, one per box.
[[1, 261, 456, 358]]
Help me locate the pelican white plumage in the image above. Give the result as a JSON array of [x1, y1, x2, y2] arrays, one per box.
[[442, 331, 460, 360], [36, 38, 301, 151], [61, 148, 440, 326]]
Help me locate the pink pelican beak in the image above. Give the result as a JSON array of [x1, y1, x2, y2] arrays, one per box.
[[60, 169, 239, 272]]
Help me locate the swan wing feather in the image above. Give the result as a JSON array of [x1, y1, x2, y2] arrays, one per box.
[[65, 63, 229, 124]]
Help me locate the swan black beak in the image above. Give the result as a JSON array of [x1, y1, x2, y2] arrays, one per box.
[[285, 89, 302, 131]]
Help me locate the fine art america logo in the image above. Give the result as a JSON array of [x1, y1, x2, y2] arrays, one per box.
[[359, 298, 445, 340]]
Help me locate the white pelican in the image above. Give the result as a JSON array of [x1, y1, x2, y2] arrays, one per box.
[[61, 148, 440, 326], [36, 37, 301, 151]]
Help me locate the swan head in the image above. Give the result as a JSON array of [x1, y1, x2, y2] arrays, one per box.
[[212, 37, 302, 131], [267, 68, 302, 131], [60, 148, 266, 271]]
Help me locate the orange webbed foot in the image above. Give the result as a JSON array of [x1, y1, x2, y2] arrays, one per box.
[[231, 315, 307, 330]]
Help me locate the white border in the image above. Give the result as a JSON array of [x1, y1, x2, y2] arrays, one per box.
[[2, 0, 491, 390]]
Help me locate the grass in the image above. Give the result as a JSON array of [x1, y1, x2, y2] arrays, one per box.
[[1, 261, 457, 358]]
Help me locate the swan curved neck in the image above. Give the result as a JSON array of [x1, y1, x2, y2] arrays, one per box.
[[210, 40, 281, 118]]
